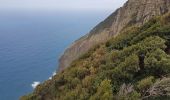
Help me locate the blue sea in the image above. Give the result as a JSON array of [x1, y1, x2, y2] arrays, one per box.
[[0, 10, 111, 100]]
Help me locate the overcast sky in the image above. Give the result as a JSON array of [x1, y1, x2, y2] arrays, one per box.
[[0, 0, 127, 11]]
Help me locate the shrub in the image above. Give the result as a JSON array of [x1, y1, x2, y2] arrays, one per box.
[[117, 84, 141, 100], [90, 79, 113, 100], [143, 78, 170, 99], [144, 49, 170, 76], [112, 54, 139, 83], [137, 76, 155, 94]]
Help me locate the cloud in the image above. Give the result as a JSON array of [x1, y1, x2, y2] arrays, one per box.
[[31, 81, 40, 89]]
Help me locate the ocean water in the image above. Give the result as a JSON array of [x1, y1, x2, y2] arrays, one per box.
[[0, 10, 111, 100]]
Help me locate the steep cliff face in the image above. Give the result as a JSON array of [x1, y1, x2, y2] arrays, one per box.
[[59, 0, 170, 71]]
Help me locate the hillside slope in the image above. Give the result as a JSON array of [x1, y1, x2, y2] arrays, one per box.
[[21, 12, 170, 100], [59, 0, 170, 71]]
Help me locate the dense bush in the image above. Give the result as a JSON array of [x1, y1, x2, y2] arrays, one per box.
[[90, 79, 113, 100], [137, 76, 155, 94]]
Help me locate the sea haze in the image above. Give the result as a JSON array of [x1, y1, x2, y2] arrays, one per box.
[[0, 10, 111, 100]]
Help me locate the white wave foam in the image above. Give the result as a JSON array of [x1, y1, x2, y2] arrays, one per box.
[[49, 72, 56, 80], [31, 81, 40, 89], [49, 77, 52, 80], [52, 72, 56, 76]]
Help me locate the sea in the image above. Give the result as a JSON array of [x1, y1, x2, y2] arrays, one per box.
[[0, 10, 112, 100]]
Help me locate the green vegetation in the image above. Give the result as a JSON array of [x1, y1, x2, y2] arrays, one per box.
[[21, 13, 170, 100]]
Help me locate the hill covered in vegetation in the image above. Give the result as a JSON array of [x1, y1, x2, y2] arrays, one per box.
[[21, 12, 170, 100]]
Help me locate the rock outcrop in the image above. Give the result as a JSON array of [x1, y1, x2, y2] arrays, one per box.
[[59, 0, 170, 71]]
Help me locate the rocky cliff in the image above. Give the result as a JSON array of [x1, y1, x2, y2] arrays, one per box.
[[59, 0, 170, 71]]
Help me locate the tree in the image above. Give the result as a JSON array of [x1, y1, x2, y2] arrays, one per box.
[[137, 76, 155, 95], [144, 49, 170, 76], [90, 79, 113, 100]]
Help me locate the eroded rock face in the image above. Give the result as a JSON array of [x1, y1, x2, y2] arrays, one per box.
[[59, 0, 170, 71]]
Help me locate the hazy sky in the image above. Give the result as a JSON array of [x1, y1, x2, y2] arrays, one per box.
[[0, 0, 127, 11]]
